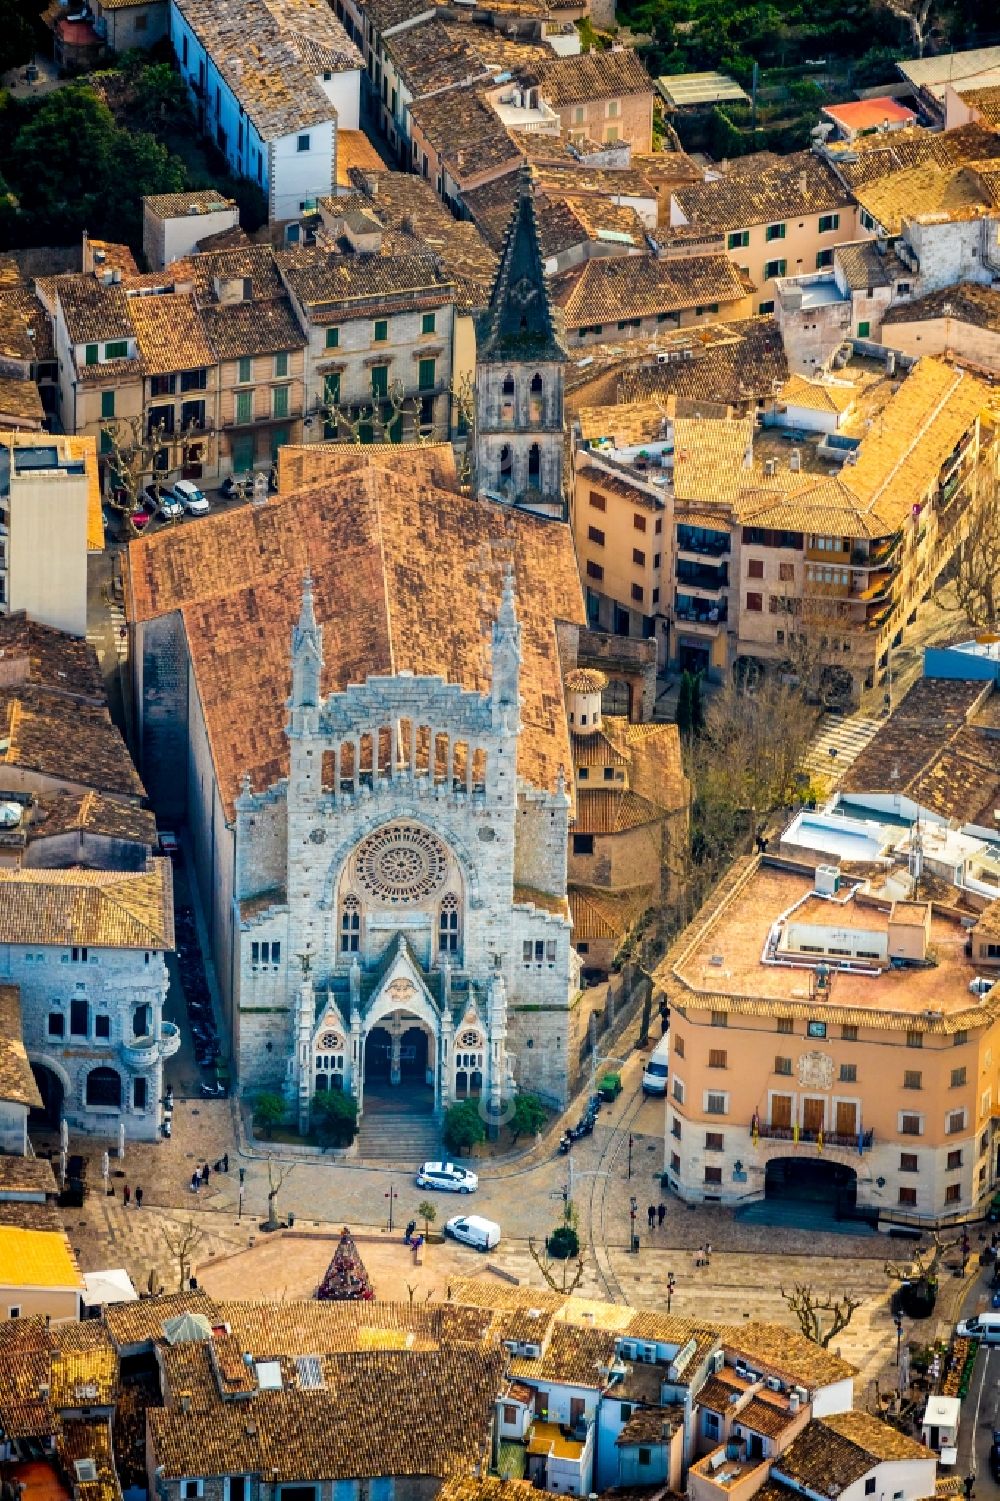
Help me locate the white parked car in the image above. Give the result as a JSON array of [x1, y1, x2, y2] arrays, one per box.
[[172, 480, 210, 515], [416, 1161, 478, 1193], [445, 1214, 500, 1251]]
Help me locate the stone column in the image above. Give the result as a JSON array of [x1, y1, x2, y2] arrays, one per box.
[[390, 722, 399, 780], [439, 1011, 454, 1113], [446, 735, 454, 790], [390, 1022, 402, 1086], [296, 976, 314, 1137], [410, 721, 418, 779], [465, 745, 474, 794]]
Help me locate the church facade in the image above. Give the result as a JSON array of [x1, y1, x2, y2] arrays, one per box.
[[233, 573, 578, 1125]]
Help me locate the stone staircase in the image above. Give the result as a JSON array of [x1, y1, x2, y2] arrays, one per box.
[[357, 1111, 443, 1163]]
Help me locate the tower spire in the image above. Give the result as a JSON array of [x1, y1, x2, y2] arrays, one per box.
[[479, 169, 565, 363], [290, 573, 324, 708]]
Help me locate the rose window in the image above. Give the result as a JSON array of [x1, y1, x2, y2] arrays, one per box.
[[355, 824, 449, 904]]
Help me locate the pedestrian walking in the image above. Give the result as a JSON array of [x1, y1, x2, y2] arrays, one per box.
[[123, 1183, 131, 1207], [696, 1243, 706, 1267], [222, 1153, 229, 1173], [705, 1241, 713, 1265], [657, 1202, 666, 1227], [202, 1162, 211, 1186], [647, 1203, 656, 1230], [135, 1186, 143, 1208], [191, 1169, 200, 1194]]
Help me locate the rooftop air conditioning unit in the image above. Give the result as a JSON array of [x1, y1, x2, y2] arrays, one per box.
[[766, 1377, 783, 1393], [712, 1350, 725, 1374], [789, 448, 801, 472], [815, 864, 841, 895]]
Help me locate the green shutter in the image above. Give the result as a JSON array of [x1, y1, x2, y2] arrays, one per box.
[[324, 372, 341, 406], [418, 358, 435, 392], [325, 327, 339, 349], [272, 384, 289, 419], [232, 434, 254, 473], [857, 321, 870, 338], [371, 365, 388, 399], [85, 345, 98, 367], [236, 389, 253, 424], [274, 351, 288, 378], [421, 312, 435, 335], [100, 390, 115, 419], [238, 356, 252, 383], [373, 320, 388, 343]]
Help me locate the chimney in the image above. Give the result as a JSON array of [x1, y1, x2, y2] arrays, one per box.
[[799, 169, 808, 195], [790, 448, 801, 472], [179, 1393, 191, 1415]]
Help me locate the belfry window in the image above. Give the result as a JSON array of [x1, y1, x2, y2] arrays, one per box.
[[340, 895, 361, 953], [439, 894, 459, 954]]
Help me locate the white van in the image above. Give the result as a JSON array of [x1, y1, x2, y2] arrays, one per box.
[[957, 1314, 1000, 1343], [445, 1214, 501, 1251], [642, 1035, 670, 1095]]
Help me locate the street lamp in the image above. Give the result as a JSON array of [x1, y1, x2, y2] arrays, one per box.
[[238, 1166, 245, 1223], [627, 1133, 634, 1181], [629, 1196, 638, 1253], [894, 1312, 903, 1366], [385, 1182, 398, 1233], [667, 1272, 676, 1313]]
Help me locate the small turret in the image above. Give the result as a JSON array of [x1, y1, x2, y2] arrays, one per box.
[[565, 668, 607, 736], [491, 565, 521, 730], [290, 574, 324, 709]]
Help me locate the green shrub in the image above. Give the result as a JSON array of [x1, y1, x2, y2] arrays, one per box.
[[443, 1100, 486, 1153], [547, 1224, 580, 1259], [311, 1089, 358, 1146]]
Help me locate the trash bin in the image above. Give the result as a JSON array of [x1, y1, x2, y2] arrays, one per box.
[[288, 1211, 295, 1228], [631, 1234, 640, 1253]]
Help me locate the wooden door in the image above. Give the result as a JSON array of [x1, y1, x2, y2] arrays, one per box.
[[802, 1097, 825, 1135], [770, 1094, 792, 1129], [836, 1101, 857, 1138]]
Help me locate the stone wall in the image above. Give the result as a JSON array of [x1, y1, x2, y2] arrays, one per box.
[[8, 943, 169, 1141]]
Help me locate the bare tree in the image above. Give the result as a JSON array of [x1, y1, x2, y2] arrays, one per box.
[[883, 0, 935, 56], [161, 1217, 206, 1292], [956, 469, 1000, 634], [315, 372, 477, 490], [264, 1155, 295, 1232], [527, 1236, 586, 1295], [781, 1283, 862, 1347], [100, 414, 205, 535]]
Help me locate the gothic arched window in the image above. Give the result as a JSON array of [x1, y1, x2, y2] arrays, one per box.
[[501, 373, 515, 423], [340, 895, 361, 953], [529, 372, 543, 424], [528, 442, 541, 483], [439, 893, 459, 954], [499, 443, 513, 481]]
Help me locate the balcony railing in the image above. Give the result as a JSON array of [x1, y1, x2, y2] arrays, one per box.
[[674, 601, 728, 627], [676, 563, 729, 590], [754, 1121, 875, 1152], [676, 530, 731, 557]]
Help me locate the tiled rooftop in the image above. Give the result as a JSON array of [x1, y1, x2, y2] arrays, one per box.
[[550, 252, 751, 327], [126, 451, 585, 816], [0, 862, 174, 951], [173, 0, 362, 139], [0, 986, 42, 1110], [882, 279, 1000, 331], [673, 151, 848, 234]]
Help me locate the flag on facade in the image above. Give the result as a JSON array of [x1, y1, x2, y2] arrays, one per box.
[[752, 1116, 759, 1148], [792, 1120, 799, 1143], [858, 1127, 864, 1156], [817, 1128, 824, 1153]]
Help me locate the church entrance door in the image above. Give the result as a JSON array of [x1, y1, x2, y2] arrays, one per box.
[[362, 1013, 435, 1116]]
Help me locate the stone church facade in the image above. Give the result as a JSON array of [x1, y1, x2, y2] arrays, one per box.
[[232, 573, 578, 1124]]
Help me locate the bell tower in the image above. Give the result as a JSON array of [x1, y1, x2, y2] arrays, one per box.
[[474, 169, 567, 516]]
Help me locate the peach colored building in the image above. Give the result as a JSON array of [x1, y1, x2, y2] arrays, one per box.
[[656, 854, 1000, 1226], [669, 151, 860, 315]]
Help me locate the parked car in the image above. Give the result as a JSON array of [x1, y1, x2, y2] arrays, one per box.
[[957, 1314, 1000, 1342], [219, 474, 243, 500], [416, 1161, 478, 1194], [172, 480, 210, 515], [991, 1434, 1000, 1483], [130, 503, 153, 530], [642, 1034, 670, 1095], [444, 1214, 500, 1251], [155, 488, 184, 519], [970, 976, 996, 998]]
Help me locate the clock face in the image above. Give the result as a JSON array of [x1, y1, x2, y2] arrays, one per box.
[[511, 276, 538, 309]]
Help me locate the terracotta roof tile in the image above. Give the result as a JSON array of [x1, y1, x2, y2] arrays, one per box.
[[0, 377, 44, 424], [126, 454, 584, 815], [882, 280, 1000, 331], [0, 863, 173, 950], [722, 1323, 855, 1389], [673, 152, 848, 234], [128, 293, 214, 376], [551, 254, 751, 328], [537, 48, 652, 107], [0, 986, 42, 1109]]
